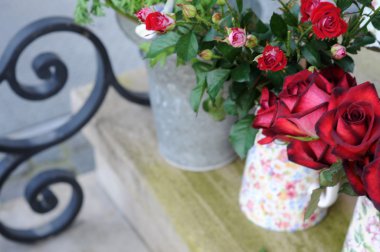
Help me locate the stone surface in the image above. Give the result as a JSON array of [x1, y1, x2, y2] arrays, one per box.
[[0, 172, 150, 252], [75, 74, 357, 252]]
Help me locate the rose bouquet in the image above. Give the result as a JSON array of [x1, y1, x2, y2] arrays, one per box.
[[135, 0, 380, 158], [253, 66, 380, 219]]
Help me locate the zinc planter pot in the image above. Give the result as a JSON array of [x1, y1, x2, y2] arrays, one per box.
[[239, 132, 339, 231], [342, 196, 380, 251], [146, 56, 237, 171]]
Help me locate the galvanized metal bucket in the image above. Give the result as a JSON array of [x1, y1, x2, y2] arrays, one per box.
[[145, 56, 236, 171]]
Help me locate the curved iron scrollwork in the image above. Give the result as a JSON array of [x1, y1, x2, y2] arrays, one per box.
[[0, 16, 149, 243]]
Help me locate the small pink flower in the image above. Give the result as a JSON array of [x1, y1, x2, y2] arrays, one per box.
[[331, 44, 347, 60], [136, 7, 154, 23], [227, 28, 247, 48]]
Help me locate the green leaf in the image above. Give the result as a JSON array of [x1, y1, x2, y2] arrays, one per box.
[[336, 0, 352, 11], [223, 98, 238, 116], [339, 182, 358, 196], [203, 28, 222, 42], [229, 115, 258, 159], [206, 69, 230, 100], [231, 63, 251, 82], [176, 32, 199, 62], [319, 160, 344, 187], [301, 44, 321, 67], [335, 55, 354, 73], [283, 11, 298, 27], [347, 33, 376, 54], [371, 11, 380, 30], [216, 43, 241, 62], [304, 188, 323, 220], [190, 81, 206, 113], [146, 32, 181, 58], [236, 0, 243, 13], [270, 13, 288, 40], [241, 9, 259, 33]]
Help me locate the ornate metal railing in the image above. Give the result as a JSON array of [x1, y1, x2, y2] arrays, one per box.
[[0, 16, 149, 243]]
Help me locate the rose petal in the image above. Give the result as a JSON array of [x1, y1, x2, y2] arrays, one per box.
[[289, 103, 328, 137], [287, 140, 327, 170], [344, 160, 366, 195], [316, 110, 337, 145], [363, 159, 380, 210]]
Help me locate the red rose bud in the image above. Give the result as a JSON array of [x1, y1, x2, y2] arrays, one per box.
[[310, 2, 348, 39], [257, 45, 287, 72], [199, 49, 214, 61], [145, 12, 175, 33], [212, 13, 222, 24], [331, 44, 347, 60], [179, 4, 197, 18], [316, 83, 380, 160], [245, 34, 258, 48], [300, 0, 320, 22], [136, 7, 154, 23], [227, 28, 246, 48]]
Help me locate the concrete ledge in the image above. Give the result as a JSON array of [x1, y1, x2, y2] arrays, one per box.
[[72, 69, 357, 252]]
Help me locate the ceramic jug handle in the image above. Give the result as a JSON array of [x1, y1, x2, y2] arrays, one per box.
[[318, 184, 340, 208]]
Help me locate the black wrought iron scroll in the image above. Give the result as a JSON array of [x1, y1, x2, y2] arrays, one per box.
[[0, 17, 149, 243]]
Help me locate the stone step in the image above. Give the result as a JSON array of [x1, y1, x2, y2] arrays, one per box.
[[73, 69, 359, 252], [0, 172, 149, 252]]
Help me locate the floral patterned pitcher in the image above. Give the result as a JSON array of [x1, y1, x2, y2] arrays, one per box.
[[342, 196, 380, 251], [239, 132, 339, 232]]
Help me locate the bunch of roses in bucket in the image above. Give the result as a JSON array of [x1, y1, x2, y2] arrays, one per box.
[[134, 0, 380, 159], [253, 66, 380, 218]]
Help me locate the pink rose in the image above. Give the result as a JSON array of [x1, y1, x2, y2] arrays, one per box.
[[228, 28, 246, 48], [136, 7, 154, 23], [331, 44, 347, 60]]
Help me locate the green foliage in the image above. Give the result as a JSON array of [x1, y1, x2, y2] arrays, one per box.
[[207, 69, 231, 100], [305, 188, 324, 220], [231, 63, 250, 83], [176, 32, 199, 62], [335, 56, 354, 73], [270, 13, 288, 40], [74, 0, 162, 24], [336, 0, 352, 11], [146, 32, 181, 58], [229, 115, 258, 159], [319, 160, 344, 187], [202, 95, 226, 121], [372, 11, 380, 30]]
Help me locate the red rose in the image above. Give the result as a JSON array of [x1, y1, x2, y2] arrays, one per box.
[[136, 7, 154, 23], [288, 139, 337, 170], [275, 70, 337, 137], [343, 159, 369, 195], [301, 0, 320, 22], [344, 143, 380, 210], [145, 12, 175, 33], [310, 2, 348, 39], [320, 65, 357, 90], [257, 45, 287, 72], [252, 88, 307, 144], [316, 83, 380, 160]]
